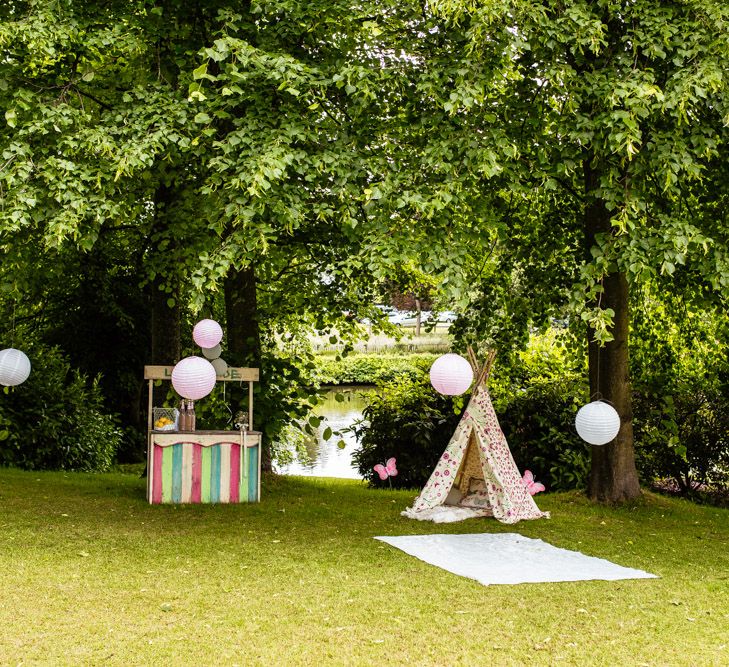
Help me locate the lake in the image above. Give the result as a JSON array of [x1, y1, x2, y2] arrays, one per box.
[[275, 385, 371, 479]]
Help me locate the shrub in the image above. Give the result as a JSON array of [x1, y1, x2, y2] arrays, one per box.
[[315, 353, 439, 386], [630, 290, 729, 496], [0, 344, 122, 471], [351, 376, 460, 489], [499, 379, 590, 491], [633, 379, 729, 494]]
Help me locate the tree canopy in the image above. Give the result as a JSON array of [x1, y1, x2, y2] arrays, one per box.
[[1, 0, 727, 496]]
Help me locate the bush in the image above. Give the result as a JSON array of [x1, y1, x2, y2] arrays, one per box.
[[630, 290, 729, 496], [351, 376, 461, 489], [633, 379, 729, 494], [315, 353, 439, 386], [0, 344, 122, 471], [499, 379, 590, 491]]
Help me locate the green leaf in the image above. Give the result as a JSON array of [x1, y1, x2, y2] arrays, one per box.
[[323, 427, 332, 440], [192, 63, 208, 80], [5, 109, 16, 128], [194, 112, 211, 124]]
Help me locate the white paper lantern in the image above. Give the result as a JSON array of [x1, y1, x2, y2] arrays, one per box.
[[0, 348, 31, 386], [192, 319, 223, 348], [429, 353, 474, 396], [201, 344, 221, 360], [211, 357, 228, 376], [171, 356, 217, 400], [575, 400, 621, 445]]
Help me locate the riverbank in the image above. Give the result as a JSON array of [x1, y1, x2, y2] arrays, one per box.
[[314, 352, 439, 386], [311, 331, 451, 355]]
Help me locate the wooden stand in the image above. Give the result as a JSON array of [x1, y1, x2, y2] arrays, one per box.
[[144, 366, 261, 504]]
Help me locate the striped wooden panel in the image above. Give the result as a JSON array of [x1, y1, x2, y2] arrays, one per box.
[[161, 445, 174, 503], [201, 445, 212, 502], [230, 444, 241, 503], [171, 444, 183, 503], [219, 444, 231, 503], [149, 437, 260, 504], [210, 445, 221, 503], [181, 443, 193, 502], [191, 444, 202, 503], [152, 444, 164, 504], [240, 443, 249, 503], [248, 444, 258, 501]]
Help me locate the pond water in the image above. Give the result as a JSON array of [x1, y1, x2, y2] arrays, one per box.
[[275, 385, 371, 479]]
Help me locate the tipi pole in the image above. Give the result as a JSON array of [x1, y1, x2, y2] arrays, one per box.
[[466, 346, 497, 389], [466, 345, 480, 376]]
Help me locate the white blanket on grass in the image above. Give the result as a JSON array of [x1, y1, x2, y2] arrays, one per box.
[[375, 533, 658, 586]]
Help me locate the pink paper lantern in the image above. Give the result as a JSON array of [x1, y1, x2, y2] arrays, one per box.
[[430, 353, 474, 396], [171, 356, 217, 400], [192, 319, 223, 348]]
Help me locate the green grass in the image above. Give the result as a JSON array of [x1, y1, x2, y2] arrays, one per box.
[[0, 468, 727, 666]]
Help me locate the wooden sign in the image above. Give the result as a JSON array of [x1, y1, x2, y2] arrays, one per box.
[[144, 365, 259, 382]]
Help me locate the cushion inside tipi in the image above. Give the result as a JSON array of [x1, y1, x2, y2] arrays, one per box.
[[403, 349, 549, 525]]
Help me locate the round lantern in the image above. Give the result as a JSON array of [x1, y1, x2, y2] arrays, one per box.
[[201, 344, 221, 360], [171, 356, 217, 400], [211, 357, 228, 376], [575, 400, 621, 445], [0, 348, 31, 386], [429, 353, 474, 396], [192, 319, 223, 348]]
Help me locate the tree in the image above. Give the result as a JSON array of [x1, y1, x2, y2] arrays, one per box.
[[393, 0, 729, 502], [4, 0, 726, 495], [0, 0, 426, 461]]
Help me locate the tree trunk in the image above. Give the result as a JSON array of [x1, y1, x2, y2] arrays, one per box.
[[415, 297, 422, 336], [150, 286, 181, 367], [224, 265, 269, 469], [224, 264, 261, 365], [584, 160, 641, 503], [149, 184, 181, 408]]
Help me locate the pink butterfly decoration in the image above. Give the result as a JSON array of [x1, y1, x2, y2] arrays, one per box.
[[374, 457, 398, 481], [522, 469, 546, 495]]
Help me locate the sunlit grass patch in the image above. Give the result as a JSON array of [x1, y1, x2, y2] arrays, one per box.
[[0, 469, 727, 666]]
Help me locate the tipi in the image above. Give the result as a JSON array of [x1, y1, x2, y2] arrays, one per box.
[[403, 348, 549, 525]]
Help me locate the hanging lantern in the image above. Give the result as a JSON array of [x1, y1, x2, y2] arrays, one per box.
[[201, 344, 221, 360], [211, 357, 228, 376], [575, 400, 621, 445], [192, 319, 223, 348], [429, 353, 474, 396], [171, 356, 216, 400], [0, 348, 31, 386]]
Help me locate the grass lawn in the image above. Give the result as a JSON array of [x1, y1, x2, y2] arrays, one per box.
[[0, 468, 727, 666]]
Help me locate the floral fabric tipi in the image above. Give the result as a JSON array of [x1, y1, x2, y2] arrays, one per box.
[[403, 350, 549, 525]]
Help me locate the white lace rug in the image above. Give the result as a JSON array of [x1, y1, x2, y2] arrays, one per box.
[[375, 533, 658, 585]]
